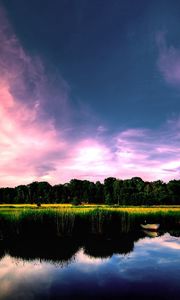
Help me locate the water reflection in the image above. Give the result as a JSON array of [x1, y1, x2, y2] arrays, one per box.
[[0, 231, 179, 299], [0, 232, 144, 263], [0, 238, 80, 265], [143, 230, 159, 237]]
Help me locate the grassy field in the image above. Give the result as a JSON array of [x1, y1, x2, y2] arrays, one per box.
[[0, 204, 180, 220], [0, 203, 180, 209], [0, 204, 180, 213], [0, 204, 179, 239]]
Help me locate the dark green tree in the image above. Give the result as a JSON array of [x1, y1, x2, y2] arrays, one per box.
[[104, 177, 116, 204]]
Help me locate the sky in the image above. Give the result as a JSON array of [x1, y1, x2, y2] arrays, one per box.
[[0, 0, 180, 187]]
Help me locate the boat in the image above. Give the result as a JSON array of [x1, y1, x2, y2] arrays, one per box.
[[140, 224, 160, 231]]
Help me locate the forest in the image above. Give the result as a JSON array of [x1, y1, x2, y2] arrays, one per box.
[[0, 177, 179, 205]]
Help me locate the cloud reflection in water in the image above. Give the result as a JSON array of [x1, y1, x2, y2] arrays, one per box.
[[0, 233, 179, 299]]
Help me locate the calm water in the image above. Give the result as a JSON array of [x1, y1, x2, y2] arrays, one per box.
[[0, 231, 180, 300]]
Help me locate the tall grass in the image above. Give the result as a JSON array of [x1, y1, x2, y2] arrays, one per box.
[[0, 206, 179, 239]]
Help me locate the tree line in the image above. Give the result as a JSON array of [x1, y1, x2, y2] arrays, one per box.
[[0, 177, 179, 205]]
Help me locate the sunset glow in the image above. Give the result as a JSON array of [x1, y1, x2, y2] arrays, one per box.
[[0, 3, 180, 187]]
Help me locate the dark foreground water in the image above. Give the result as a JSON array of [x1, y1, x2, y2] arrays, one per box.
[[0, 231, 180, 300]]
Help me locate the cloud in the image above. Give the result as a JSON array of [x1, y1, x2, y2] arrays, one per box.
[[137, 233, 180, 251], [76, 249, 108, 266], [0, 7, 179, 187], [157, 31, 180, 86], [0, 6, 69, 186], [113, 124, 180, 181], [50, 122, 180, 184], [0, 255, 54, 299]]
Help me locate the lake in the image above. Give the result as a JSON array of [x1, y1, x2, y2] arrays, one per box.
[[0, 230, 180, 300]]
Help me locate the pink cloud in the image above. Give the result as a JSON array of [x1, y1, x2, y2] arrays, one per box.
[[0, 83, 67, 186], [1, 83, 180, 186], [113, 126, 180, 181], [157, 31, 180, 86], [0, 8, 179, 187], [0, 7, 69, 186], [52, 124, 180, 184]]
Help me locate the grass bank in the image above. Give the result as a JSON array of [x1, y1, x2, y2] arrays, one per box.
[[0, 205, 179, 239]]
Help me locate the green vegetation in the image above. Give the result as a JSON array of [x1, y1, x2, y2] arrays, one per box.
[[0, 177, 180, 206], [0, 205, 179, 239]]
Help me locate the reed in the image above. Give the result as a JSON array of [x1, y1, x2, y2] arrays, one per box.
[[0, 206, 179, 239]]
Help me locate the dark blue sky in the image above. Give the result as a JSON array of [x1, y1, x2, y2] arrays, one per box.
[[2, 0, 180, 130], [0, 0, 180, 186]]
